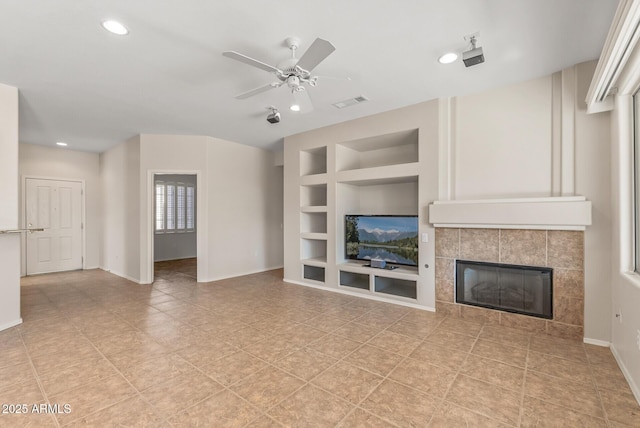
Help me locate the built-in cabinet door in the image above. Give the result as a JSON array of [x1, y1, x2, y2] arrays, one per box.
[[26, 178, 82, 275]]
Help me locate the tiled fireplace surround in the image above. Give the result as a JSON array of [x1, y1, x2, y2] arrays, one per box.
[[435, 228, 584, 340]]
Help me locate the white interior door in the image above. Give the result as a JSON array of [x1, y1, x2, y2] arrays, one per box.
[[26, 178, 83, 275]]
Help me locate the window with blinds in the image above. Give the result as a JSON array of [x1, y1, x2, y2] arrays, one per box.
[[177, 185, 186, 230], [155, 181, 195, 233], [186, 186, 194, 230], [155, 184, 165, 230], [166, 184, 176, 230]]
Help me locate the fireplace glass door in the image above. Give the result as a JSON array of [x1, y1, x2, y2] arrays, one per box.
[[455, 260, 552, 319]]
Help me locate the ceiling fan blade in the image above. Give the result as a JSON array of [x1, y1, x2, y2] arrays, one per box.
[[222, 51, 280, 74], [296, 38, 336, 72], [235, 82, 281, 99]]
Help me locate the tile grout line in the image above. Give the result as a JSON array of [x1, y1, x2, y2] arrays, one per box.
[[585, 347, 613, 426], [16, 328, 61, 428], [517, 339, 531, 427]]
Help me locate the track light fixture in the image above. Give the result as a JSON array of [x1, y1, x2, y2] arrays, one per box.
[[266, 106, 280, 124], [463, 34, 485, 67]]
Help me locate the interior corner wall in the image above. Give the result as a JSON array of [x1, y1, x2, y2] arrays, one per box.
[[100, 136, 141, 282], [0, 83, 21, 331], [204, 136, 284, 281], [574, 61, 612, 344], [18, 143, 101, 273]]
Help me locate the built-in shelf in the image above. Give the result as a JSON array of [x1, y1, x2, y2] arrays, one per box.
[[300, 184, 327, 207], [301, 206, 328, 213], [336, 129, 418, 172], [338, 261, 419, 280], [301, 212, 327, 234], [300, 174, 328, 186], [301, 256, 327, 267], [336, 163, 419, 185], [300, 146, 327, 176], [300, 232, 327, 240], [301, 238, 327, 262]]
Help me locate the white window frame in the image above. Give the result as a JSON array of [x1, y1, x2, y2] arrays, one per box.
[[634, 93, 640, 273]]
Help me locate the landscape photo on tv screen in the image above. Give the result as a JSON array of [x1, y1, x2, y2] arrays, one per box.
[[345, 215, 419, 266]]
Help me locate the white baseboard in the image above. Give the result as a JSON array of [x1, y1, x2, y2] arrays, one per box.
[[610, 344, 640, 405], [202, 265, 284, 283], [0, 318, 23, 332], [154, 256, 197, 262], [583, 337, 611, 347], [282, 278, 436, 312], [99, 267, 141, 284]]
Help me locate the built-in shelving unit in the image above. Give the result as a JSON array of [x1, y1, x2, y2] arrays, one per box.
[[284, 107, 437, 310], [299, 147, 328, 284], [338, 260, 418, 302]]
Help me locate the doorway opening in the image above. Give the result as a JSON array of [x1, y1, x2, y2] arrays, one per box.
[[153, 174, 197, 283]]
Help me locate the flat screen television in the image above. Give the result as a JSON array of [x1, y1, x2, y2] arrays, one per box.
[[345, 215, 419, 266]]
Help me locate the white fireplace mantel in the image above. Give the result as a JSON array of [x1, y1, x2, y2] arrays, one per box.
[[428, 196, 591, 230]]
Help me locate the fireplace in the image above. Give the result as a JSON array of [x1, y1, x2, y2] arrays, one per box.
[[455, 260, 553, 319]]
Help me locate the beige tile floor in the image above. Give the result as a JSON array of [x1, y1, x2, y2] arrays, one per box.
[[1, 260, 639, 427]]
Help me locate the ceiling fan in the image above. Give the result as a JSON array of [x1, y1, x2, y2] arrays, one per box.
[[222, 36, 336, 110]]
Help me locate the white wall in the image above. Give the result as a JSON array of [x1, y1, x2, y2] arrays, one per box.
[[18, 143, 101, 273], [100, 136, 141, 282], [204, 136, 284, 281], [454, 76, 553, 199], [154, 174, 197, 261], [606, 39, 640, 401], [574, 61, 612, 344], [0, 83, 21, 330]]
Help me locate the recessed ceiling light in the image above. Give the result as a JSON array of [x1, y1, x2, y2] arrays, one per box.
[[290, 104, 301, 112], [56, 142, 68, 147], [438, 52, 458, 64], [101, 20, 129, 36]]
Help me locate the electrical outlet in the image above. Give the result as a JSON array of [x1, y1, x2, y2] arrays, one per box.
[[636, 329, 640, 351]]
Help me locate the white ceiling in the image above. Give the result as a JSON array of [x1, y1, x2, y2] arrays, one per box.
[[0, 0, 618, 153]]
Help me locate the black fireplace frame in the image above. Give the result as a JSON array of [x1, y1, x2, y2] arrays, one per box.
[[454, 259, 553, 319]]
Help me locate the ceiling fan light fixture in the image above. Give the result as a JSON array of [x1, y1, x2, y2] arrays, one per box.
[[438, 52, 458, 64], [290, 104, 301, 112], [102, 20, 129, 35]]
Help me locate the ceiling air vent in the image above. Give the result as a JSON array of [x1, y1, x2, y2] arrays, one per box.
[[332, 95, 369, 109]]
